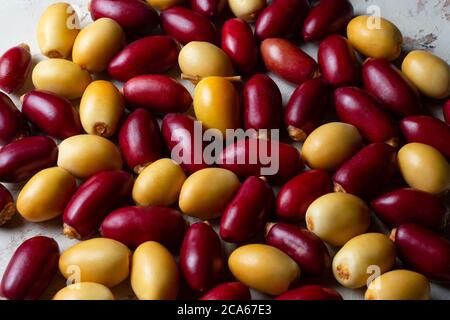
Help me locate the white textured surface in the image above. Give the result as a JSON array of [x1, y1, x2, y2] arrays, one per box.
[[0, 0, 449, 300]]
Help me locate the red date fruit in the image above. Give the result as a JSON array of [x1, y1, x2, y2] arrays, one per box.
[[276, 285, 342, 300], [180, 222, 225, 291], [100, 206, 187, 250], [0, 236, 59, 300], [124, 75, 192, 114], [190, 0, 226, 17], [284, 78, 332, 141], [372, 188, 446, 229], [0, 44, 32, 93], [199, 282, 251, 300], [63, 170, 134, 239], [0, 136, 58, 183], [276, 169, 332, 221], [444, 99, 450, 124], [0, 92, 29, 146], [21, 90, 82, 140], [0, 184, 15, 226], [392, 223, 450, 282]]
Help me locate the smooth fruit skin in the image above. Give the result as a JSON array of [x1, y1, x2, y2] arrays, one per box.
[[266, 223, 330, 276], [261, 38, 319, 85], [276, 285, 342, 300], [63, 170, 134, 239], [0, 184, 15, 226], [400, 116, 450, 160], [161, 7, 218, 45], [221, 18, 257, 74], [334, 87, 399, 145], [0, 92, 29, 146], [397, 143, 450, 195], [302, 0, 353, 42], [180, 222, 225, 291], [0, 236, 59, 300], [318, 35, 360, 87], [392, 223, 450, 282], [347, 15, 402, 61], [0, 44, 31, 93], [100, 206, 187, 250], [228, 0, 266, 22], [362, 58, 423, 118], [443, 99, 450, 124], [190, 0, 226, 17], [131, 241, 179, 300], [22, 90, 82, 140], [228, 244, 300, 295], [284, 78, 332, 141], [255, 0, 310, 40], [53, 282, 114, 300], [276, 170, 332, 221], [119, 108, 164, 173], [333, 143, 397, 200], [124, 75, 192, 114], [199, 282, 251, 300], [220, 176, 274, 243], [243, 74, 282, 132], [108, 36, 179, 82], [0, 136, 58, 183]]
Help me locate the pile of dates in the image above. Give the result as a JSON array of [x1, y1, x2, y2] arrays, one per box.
[[0, 0, 449, 301]]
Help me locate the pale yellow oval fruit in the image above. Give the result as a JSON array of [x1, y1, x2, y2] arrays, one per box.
[[228, 244, 300, 295], [57, 134, 123, 179], [72, 18, 125, 73], [17, 167, 76, 222], [398, 143, 450, 194], [347, 15, 402, 61], [365, 270, 430, 300], [131, 241, 178, 300], [133, 158, 187, 206], [53, 282, 114, 300], [179, 168, 240, 219], [80, 80, 124, 137], [32, 59, 92, 100], [179, 42, 234, 80], [194, 76, 240, 135], [302, 122, 363, 170], [332, 233, 396, 289], [228, 0, 266, 21], [401, 50, 450, 99], [59, 238, 131, 288], [146, 0, 186, 10], [37, 2, 80, 58], [306, 193, 370, 246]]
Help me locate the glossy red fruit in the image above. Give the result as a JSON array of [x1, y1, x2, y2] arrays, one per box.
[[276, 285, 342, 300], [255, 0, 310, 40], [333, 143, 397, 200], [161, 7, 218, 45], [119, 108, 164, 173], [190, 0, 226, 17], [243, 74, 282, 133], [21, 90, 82, 140], [400, 116, 450, 160], [444, 99, 450, 124], [123, 75, 192, 114], [100, 206, 187, 250], [276, 169, 332, 221], [63, 170, 134, 240], [220, 176, 274, 243], [372, 188, 446, 229], [221, 18, 257, 74], [261, 38, 319, 85], [266, 223, 330, 276], [0, 236, 59, 300], [334, 87, 399, 146], [392, 223, 450, 282], [90, 0, 159, 34], [362, 58, 423, 118], [199, 282, 251, 300], [0, 44, 32, 93], [218, 138, 304, 183], [180, 222, 225, 291], [0, 92, 29, 147], [0, 184, 15, 226], [0, 136, 58, 183], [162, 113, 209, 174], [318, 35, 360, 87], [108, 36, 179, 82], [302, 0, 353, 42], [284, 78, 332, 141]]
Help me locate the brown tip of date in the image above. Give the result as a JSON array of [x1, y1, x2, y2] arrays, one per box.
[[63, 223, 81, 240], [0, 203, 16, 226], [386, 137, 399, 148], [18, 43, 30, 52], [287, 126, 307, 142], [46, 50, 63, 59], [306, 215, 314, 231], [333, 183, 347, 193], [134, 163, 150, 174], [389, 228, 397, 242], [265, 222, 276, 236], [94, 123, 108, 137], [336, 264, 350, 280], [181, 74, 242, 84]]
